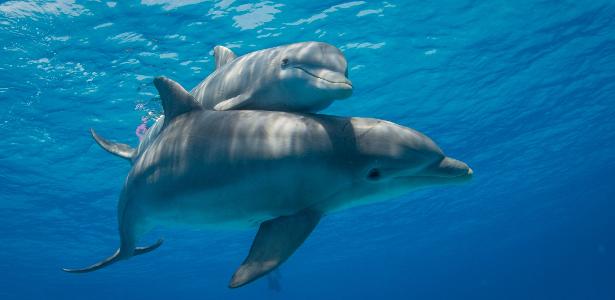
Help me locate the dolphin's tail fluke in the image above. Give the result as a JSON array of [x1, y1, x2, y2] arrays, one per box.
[[63, 239, 163, 273], [62, 249, 121, 273], [90, 128, 136, 162]]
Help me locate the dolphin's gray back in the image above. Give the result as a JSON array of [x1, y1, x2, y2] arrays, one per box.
[[136, 111, 353, 168]]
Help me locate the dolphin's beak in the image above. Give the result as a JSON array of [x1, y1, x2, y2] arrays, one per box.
[[400, 157, 472, 185], [390, 157, 472, 186], [311, 68, 352, 87], [434, 157, 473, 178], [294, 66, 353, 94]]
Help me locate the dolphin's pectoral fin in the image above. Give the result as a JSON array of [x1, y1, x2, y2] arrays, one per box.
[[153, 77, 202, 123], [213, 94, 251, 111], [90, 129, 135, 162], [229, 210, 321, 288], [63, 239, 163, 273], [214, 45, 237, 69]]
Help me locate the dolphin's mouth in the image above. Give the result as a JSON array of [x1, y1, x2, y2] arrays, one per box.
[[391, 158, 473, 183], [396, 168, 473, 180], [293, 66, 352, 88], [392, 168, 473, 185]]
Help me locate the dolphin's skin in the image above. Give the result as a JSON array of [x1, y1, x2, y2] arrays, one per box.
[[193, 41, 352, 112], [66, 78, 472, 288], [92, 41, 352, 163]]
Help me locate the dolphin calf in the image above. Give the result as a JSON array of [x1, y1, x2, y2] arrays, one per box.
[[194, 41, 352, 112], [65, 77, 472, 288], [92, 41, 352, 163]]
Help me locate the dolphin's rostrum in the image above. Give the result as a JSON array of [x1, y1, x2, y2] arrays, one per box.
[[65, 77, 472, 288]]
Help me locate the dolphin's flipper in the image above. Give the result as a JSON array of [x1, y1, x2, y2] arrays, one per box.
[[214, 45, 237, 69], [213, 94, 251, 111], [90, 129, 135, 162], [153, 77, 202, 122], [229, 210, 321, 288], [63, 239, 163, 273]]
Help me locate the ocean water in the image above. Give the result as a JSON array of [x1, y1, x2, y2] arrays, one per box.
[[1, 0, 614, 299]]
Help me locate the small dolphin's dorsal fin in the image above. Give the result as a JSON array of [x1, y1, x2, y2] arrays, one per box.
[[90, 129, 135, 162], [229, 210, 321, 288], [153, 77, 201, 122], [214, 45, 237, 69]]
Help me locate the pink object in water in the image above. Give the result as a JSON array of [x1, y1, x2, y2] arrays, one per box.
[[135, 116, 148, 141]]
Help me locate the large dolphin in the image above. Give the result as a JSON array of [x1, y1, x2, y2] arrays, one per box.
[[91, 41, 352, 163], [65, 77, 473, 288]]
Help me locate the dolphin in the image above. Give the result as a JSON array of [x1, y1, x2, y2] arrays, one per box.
[[194, 41, 352, 112], [65, 77, 473, 288], [92, 41, 352, 163]]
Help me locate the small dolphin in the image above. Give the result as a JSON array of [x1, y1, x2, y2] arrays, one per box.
[[194, 41, 352, 112], [91, 41, 352, 163], [65, 77, 472, 288]]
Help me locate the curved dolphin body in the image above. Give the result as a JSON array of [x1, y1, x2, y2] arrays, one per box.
[[92, 41, 352, 163], [66, 77, 473, 288], [194, 41, 352, 112]]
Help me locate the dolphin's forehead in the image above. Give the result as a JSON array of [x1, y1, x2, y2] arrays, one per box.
[[279, 42, 347, 71], [349, 117, 444, 160], [230, 42, 347, 77]]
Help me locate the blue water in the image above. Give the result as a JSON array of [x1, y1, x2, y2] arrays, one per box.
[[1, 1, 614, 299]]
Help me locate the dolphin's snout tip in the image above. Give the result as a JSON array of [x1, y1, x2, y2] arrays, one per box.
[[433, 157, 473, 179], [228, 273, 246, 289], [341, 80, 353, 91]]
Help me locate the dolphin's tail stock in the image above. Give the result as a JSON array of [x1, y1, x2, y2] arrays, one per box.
[[62, 239, 163, 273], [90, 128, 136, 162]]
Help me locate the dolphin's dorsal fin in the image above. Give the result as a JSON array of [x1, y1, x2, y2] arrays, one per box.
[[90, 129, 135, 162], [229, 210, 321, 288], [153, 77, 201, 122], [214, 45, 237, 69]]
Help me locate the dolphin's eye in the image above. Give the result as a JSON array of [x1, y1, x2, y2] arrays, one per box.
[[281, 58, 289, 67], [367, 168, 381, 181]]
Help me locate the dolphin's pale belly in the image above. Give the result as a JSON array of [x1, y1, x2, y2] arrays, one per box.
[[149, 188, 301, 229], [138, 161, 347, 229]]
